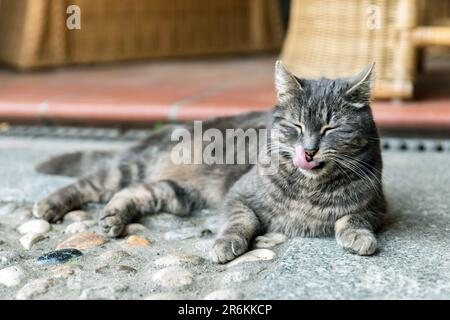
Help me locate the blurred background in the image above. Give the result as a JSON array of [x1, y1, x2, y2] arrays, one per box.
[[0, 0, 449, 137]]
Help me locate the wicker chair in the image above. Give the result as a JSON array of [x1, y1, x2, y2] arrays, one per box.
[[0, 0, 284, 69], [281, 0, 450, 99]]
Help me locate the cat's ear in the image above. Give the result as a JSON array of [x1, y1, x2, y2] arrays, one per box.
[[275, 60, 303, 103], [344, 63, 375, 108]]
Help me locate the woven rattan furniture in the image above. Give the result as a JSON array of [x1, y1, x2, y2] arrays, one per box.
[[281, 0, 450, 99], [0, 0, 284, 69]]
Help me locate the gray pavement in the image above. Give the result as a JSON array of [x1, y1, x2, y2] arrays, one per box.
[[0, 135, 449, 299]]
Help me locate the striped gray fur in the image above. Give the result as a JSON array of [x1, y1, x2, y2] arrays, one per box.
[[34, 61, 386, 263]]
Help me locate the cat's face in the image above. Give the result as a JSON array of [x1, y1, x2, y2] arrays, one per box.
[[271, 61, 376, 178]]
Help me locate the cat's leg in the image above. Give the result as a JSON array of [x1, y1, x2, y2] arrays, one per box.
[[335, 213, 379, 256], [99, 180, 204, 237], [33, 164, 134, 222], [210, 201, 262, 264]]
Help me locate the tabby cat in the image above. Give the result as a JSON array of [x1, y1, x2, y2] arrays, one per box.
[[34, 61, 386, 263]]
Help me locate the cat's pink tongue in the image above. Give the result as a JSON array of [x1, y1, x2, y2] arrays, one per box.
[[293, 146, 320, 170]]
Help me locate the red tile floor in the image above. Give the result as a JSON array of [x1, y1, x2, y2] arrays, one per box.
[[0, 55, 449, 130]]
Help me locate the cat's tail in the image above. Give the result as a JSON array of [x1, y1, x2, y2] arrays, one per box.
[[36, 150, 117, 177]]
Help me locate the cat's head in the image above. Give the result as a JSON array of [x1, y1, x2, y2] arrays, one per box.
[[271, 61, 378, 178]]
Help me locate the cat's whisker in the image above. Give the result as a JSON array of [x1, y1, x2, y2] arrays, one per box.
[[328, 159, 363, 203], [336, 154, 383, 175], [327, 155, 378, 191], [338, 157, 383, 187], [331, 156, 383, 197]]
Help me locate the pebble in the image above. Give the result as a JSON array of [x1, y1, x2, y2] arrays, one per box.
[[17, 219, 50, 235], [51, 265, 80, 278], [80, 285, 128, 300], [16, 278, 56, 300], [95, 265, 137, 275], [148, 213, 186, 229], [0, 266, 26, 287], [226, 249, 276, 268], [204, 289, 244, 300], [124, 223, 147, 235], [57, 232, 107, 249], [152, 267, 193, 288], [254, 233, 287, 249], [100, 250, 130, 261], [64, 210, 89, 222], [221, 269, 253, 284], [164, 227, 212, 241], [35, 249, 83, 265], [155, 254, 205, 267], [64, 222, 89, 234], [124, 235, 151, 248], [144, 293, 183, 300], [19, 233, 45, 249]]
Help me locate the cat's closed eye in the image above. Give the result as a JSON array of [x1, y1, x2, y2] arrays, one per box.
[[279, 120, 303, 134], [320, 125, 336, 136]]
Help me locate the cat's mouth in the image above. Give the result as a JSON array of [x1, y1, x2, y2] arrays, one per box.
[[292, 146, 325, 171], [311, 162, 325, 170]]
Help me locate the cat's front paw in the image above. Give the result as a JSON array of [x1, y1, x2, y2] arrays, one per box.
[[210, 235, 248, 264], [33, 200, 63, 222], [336, 229, 378, 256], [99, 209, 127, 238]]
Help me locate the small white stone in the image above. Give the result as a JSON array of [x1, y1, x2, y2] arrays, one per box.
[[152, 267, 193, 288], [64, 222, 88, 234], [155, 254, 205, 267], [221, 269, 252, 284], [100, 250, 131, 261], [80, 287, 115, 300], [51, 265, 79, 278], [204, 289, 244, 300], [164, 227, 211, 241], [19, 233, 45, 249], [64, 210, 89, 222], [0, 266, 26, 287], [124, 223, 147, 235], [17, 220, 50, 235], [144, 293, 183, 300], [226, 249, 276, 268], [16, 278, 56, 300], [80, 284, 128, 300], [254, 233, 287, 249]]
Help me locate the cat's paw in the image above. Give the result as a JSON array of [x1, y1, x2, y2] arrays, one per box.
[[210, 235, 248, 264], [99, 209, 127, 238], [33, 200, 64, 222], [336, 229, 378, 256]]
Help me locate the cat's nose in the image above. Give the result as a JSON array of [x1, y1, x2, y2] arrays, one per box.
[[304, 148, 318, 161]]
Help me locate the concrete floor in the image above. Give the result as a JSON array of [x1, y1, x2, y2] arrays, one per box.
[[0, 135, 449, 299]]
